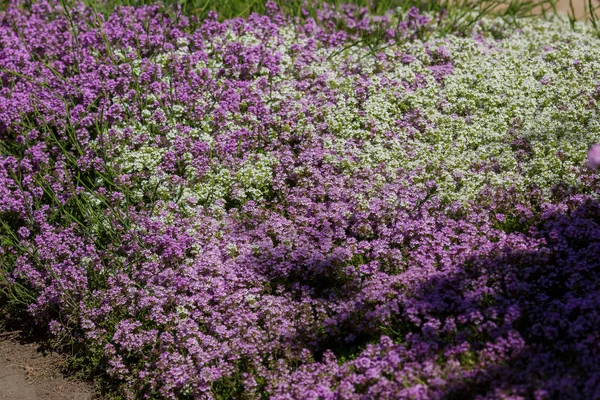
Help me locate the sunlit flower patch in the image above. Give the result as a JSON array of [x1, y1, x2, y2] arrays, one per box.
[[1, 1, 600, 398]]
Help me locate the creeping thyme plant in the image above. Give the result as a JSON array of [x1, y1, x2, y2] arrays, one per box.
[[2, 0, 600, 398]]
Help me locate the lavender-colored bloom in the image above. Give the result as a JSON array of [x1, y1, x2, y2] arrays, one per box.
[[588, 144, 600, 169]]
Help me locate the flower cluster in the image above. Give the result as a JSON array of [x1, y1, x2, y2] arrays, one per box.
[[1, 1, 600, 398]]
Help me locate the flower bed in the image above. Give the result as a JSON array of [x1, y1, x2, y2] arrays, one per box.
[[1, 1, 600, 398]]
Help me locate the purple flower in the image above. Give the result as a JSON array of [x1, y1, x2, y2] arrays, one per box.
[[588, 144, 600, 169], [17, 226, 30, 239]]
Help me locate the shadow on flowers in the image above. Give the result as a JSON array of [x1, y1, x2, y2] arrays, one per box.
[[270, 195, 600, 399], [375, 196, 600, 398]]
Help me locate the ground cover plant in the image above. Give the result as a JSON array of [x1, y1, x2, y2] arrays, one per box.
[[1, 0, 600, 398]]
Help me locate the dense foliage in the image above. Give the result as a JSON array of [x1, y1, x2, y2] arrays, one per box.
[[1, 1, 600, 398]]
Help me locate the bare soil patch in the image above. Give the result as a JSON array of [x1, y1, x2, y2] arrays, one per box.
[[0, 334, 93, 400], [556, 0, 596, 18]]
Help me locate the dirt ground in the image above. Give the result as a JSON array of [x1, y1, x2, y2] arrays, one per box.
[[0, 334, 93, 400], [555, 0, 597, 18]]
